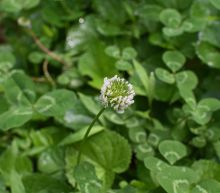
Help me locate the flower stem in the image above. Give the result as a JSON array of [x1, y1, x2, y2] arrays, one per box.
[[76, 107, 105, 164]]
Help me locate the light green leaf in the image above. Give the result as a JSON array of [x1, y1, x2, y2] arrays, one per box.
[[155, 68, 175, 84], [157, 166, 199, 193], [175, 70, 198, 90], [163, 27, 183, 37], [200, 23, 220, 48], [196, 41, 220, 69], [179, 89, 196, 108], [0, 177, 8, 193], [191, 136, 207, 148], [60, 126, 105, 146], [0, 106, 33, 130], [190, 1, 210, 19], [10, 170, 25, 193], [191, 180, 220, 193], [104, 111, 124, 125], [156, 0, 192, 10], [191, 105, 212, 125], [81, 130, 131, 173], [133, 60, 149, 93], [159, 9, 182, 28], [122, 47, 137, 60], [22, 174, 71, 193], [162, 51, 186, 72], [198, 98, 220, 112], [28, 52, 44, 64], [159, 140, 187, 165], [34, 89, 77, 117], [0, 142, 32, 186], [115, 60, 133, 71], [61, 109, 93, 130], [65, 17, 97, 54], [192, 160, 220, 181], [210, 0, 220, 10], [0, 51, 15, 70], [78, 41, 117, 89], [74, 162, 103, 193], [0, 0, 22, 12], [188, 0, 210, 30], [136, 4, 163, 21], [38, 147, 65, 174], [93, 0, 127, 24], [128, 127, 147, 143], [78, 93, 100, 115], [3, 70, 36, 106], [0, 0, 40, 13], [95, 19, 125, 36], [22, 0, 40, 9], [79, 130, 131, 188], [144, 156, 169, 172], [135, 143, 154, 161], [105, 45, 120, 59], [214, 141, 220, 158]]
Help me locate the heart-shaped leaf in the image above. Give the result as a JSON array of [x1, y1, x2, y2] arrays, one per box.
[[191, 180, 220, 193], [175, 70, 198, 90], [155, 68, 175, 84], [163, 51, 185, 72], [198, 98, 220, 112], [159, 9, 182, 28], [159, 140, 187, 165], [196, 41, 220, 69], [157, 166, 199, 193]]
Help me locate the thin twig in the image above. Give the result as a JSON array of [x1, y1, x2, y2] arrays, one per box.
[[27, 29, 67, 66], [43, 60, 56, 88]]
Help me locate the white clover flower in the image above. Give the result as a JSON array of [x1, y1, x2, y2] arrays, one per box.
[[100, 75, 135, 113]]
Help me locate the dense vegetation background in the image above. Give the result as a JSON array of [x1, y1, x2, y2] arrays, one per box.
[[1, 0, 220, 192]]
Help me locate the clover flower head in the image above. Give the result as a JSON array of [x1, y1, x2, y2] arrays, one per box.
[[100, 75, 135, 113]]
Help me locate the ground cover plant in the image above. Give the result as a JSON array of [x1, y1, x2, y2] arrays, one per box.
[[1, 0, 220, 192]]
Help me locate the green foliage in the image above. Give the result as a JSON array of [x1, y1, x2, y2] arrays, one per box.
[[1, 0, 220, 193], [158, 140, 187, 165]]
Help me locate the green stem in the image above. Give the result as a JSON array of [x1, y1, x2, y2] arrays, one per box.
[[76, 107, 105, 164]]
